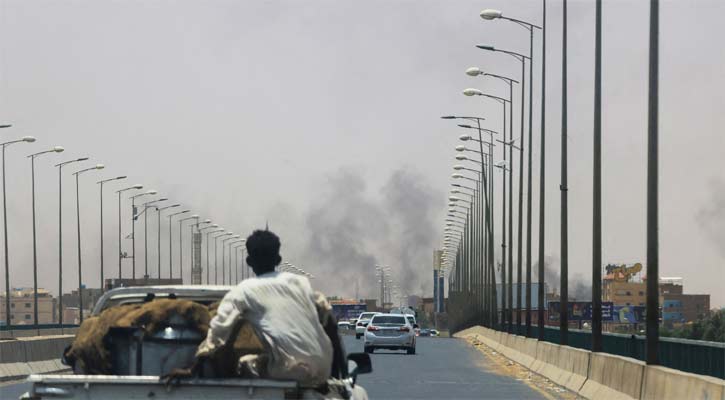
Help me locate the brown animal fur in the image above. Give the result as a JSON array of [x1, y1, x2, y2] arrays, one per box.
[[65, 299, 212, 374]]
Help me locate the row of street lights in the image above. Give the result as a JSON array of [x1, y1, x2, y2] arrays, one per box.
[[440, 2, 662, 365], [1, 124, 254, 328]]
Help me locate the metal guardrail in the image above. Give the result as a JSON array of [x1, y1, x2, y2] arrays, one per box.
[[448, 291, 724, 380], [503, 324, 725, 380]]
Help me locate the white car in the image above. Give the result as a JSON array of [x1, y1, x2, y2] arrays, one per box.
[[404, 314, 420, 336], [355, 312, 379, 339], [363, 313, 416, 355]]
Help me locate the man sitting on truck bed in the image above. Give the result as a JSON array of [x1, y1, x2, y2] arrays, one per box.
[[195, 229, 333, 384]]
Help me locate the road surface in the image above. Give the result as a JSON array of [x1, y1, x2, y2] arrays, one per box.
[[343, 334, 546, 399], [1, 335, 547, 399]]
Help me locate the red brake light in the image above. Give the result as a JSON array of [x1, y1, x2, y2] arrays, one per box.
[[367, 325, 379, 332], [399, 326, 410, 332]]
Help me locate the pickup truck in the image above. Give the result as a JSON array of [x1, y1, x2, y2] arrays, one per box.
[[20, 285, 370, 400]]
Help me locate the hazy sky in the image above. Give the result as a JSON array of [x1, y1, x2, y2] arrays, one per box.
[[1, 1, 723, 307]]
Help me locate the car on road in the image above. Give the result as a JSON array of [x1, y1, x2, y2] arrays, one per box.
[[355, 312, 379, 339], [363, 313, 416, 355], [404, 315, 420, 336], [418, 329, 431, 337], [429, 329, 440, 337]]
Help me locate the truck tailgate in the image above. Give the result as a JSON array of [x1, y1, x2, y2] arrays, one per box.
[[21, 374, 336, 399]]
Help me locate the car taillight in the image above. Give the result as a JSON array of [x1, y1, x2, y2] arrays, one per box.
[[399, 326, 410, 332], [367, 325, 379, 332]]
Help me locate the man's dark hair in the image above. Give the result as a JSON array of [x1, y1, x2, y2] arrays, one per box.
[[245, 229, 281, 274]]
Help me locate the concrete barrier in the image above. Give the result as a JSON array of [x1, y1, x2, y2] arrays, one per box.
[[0, 327, 78, 339], [0, 339, 28, 363], [580, 352, 645, 400], [641, 365, 725, 400], [0, 335, 73, 382], [457, 325, 725, 400]]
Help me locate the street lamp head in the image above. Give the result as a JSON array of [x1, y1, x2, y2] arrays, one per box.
[[211, 224, 218, 228], [480, 9, 503, 20], [204, 219, 212, 223], [233, 235, 241, 238], [455, 145, 466, 152], [476, 44, 496, 51], [465, 67, 483, 76], [94, 163, 104, 169], [459, 134, 472, 142], [455, 154, 467, 161], [116, 176, 127, 180], [458, 124, 474, 129], [453, 165, 465, 170], [22, 136, 36, 143], [452, 173, 464, 179], [158, 197, 168, 202], [463, 88, 483, 96], [191, 214, 199, 218], [448, 196, 461, 202], [146, 190, 157, 195], [77, 157, 90, 162], [440, 115, 457, 119], [53, 146, 65, 153], [132, 184, 143, 189]]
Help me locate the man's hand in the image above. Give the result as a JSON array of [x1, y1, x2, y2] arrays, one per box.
[[163, 355, 207, 387]]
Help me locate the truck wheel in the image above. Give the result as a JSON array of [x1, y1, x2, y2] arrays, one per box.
[[406, 347, 416, 355], [365, 346, 374, 354]]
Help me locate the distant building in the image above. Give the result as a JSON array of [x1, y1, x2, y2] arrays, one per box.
[[362, 298, 377, 313], [62, 288, 104, 314], [0, 288, 55, 325], [603, 268, 710, 326]]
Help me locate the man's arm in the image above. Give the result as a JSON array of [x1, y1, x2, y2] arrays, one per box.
[[197, 294, 243, 358], [311, 291, 348, 379]]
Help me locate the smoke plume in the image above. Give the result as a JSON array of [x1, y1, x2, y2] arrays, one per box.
[[534, 254, 592, 301], [300, 168, 441, 300], [696, 179, 725, 258]]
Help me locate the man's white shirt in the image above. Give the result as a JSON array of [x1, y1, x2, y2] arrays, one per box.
[[198, 271, 333, 384]]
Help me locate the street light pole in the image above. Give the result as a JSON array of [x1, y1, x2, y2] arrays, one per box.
[[116, 184, 143, 280], [560, 0, 570, 345], [214, 232, 233, 284], [73, 164, 105, 323], [178, 215, 200, 283], [2, 133, 35, 328], [129, 190, 157, 280], [222, 236, 240, 285], [156, 204, 180, 279], [480, 6, 542, 338], [97, 176, 126, 290], [592, 0, 603, 353], [167, 210, 189, 279], [55, 156, 88, 326], [29, 146, 65, 327], [140, 197, 167, 279], [646, 0, 660, 366]]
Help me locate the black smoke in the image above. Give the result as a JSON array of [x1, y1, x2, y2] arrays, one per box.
[[300, 167, 442, 300], [696, 179, 725, 258], [534, 254, 592, 301]]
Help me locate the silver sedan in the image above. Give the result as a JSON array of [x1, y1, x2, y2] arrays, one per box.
[[363, 313, 417, 355]]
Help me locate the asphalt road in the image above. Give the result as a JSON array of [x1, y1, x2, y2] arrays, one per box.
[[343, 334, 546, 400], [1, 336, 546, 400]]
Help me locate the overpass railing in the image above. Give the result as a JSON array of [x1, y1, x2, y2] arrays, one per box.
[[502, 324, 724, 380]]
